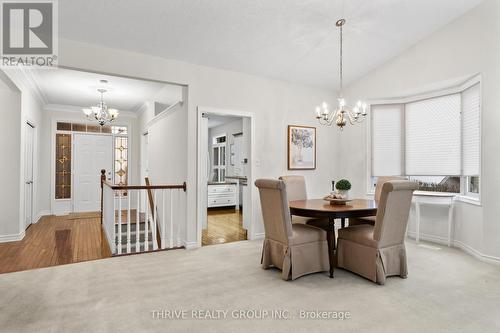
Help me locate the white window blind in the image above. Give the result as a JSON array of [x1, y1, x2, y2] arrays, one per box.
[[372, 104, 403, 176], [462, 84, 480, 176], [405, 94, 461, 176]]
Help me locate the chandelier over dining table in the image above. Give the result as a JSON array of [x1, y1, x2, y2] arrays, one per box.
[[315, 19, 367, 130], [82, 88, 119, 126]]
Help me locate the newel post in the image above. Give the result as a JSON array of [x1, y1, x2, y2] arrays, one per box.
[[100, 169, 106, 224]]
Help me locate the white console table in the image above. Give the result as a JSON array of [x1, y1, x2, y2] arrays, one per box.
[[413, 192, 456, 247]]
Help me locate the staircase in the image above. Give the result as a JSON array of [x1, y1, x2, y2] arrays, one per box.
[[101, 170, 187, 255], [114, 222, 156, 254]]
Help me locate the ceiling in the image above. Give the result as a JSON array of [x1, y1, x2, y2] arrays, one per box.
[[27, 68, 182, 112], [59, 0, 482, 89]]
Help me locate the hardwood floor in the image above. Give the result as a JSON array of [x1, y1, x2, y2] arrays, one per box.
[[0, 213, 111, 274], [202, 208, 247, 246]]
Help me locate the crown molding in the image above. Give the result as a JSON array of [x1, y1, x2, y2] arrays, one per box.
[[2, 67, 48, 106], [44, 103, 138, 117], [20, 68, 49, 105]]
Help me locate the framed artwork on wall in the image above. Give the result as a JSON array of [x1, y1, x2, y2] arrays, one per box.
[[287, 125, 316, 170]]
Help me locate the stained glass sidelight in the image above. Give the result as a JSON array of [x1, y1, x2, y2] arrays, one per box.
[[114, 136, 128, 195], [55, 134, 71, 199]]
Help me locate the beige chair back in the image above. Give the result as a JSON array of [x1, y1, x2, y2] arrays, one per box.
[[374, 176, 407, 202], [255, 179, 292, 244], [279, 175, 307, 201], [374, 180, 418, 248]]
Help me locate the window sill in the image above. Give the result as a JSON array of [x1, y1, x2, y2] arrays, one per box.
[[367, 190, 481, 206], [456, 195, 482, 206]]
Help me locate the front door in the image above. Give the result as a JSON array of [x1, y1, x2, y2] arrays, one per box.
[[73, 134, 113, 212], [24, 123, 35, 228]]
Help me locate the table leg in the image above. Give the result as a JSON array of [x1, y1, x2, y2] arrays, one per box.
[[341, 218, 346, 229], [327, 218, 335, 278]]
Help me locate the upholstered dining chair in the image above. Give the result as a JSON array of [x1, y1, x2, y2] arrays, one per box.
[[279, 175, 329, 227], [349, 176, 407, 226], [336, 180, 418, 285], [255, 179, 329, 280]]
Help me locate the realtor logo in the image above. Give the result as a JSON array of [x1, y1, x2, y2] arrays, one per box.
[[1, 0, 58, 67]]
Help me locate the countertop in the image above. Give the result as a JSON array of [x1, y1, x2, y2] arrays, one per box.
[[208, 181, 238, 185], [224, 176, 247, 180]]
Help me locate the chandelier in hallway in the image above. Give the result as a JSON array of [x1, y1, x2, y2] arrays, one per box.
[[315, 19, 367, 130], [82, 88, 119, 126]]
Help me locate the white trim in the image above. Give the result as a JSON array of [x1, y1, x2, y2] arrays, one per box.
[[183, 240, 198, 250], [455, 195, 481, 206], [18, 67, 49, 105], [453, 240, 500, 265], [0, 231, 25, 243], [407, 233, 500, 265], [366, 74, 481, 106], [252, 232, 265, 240], [34, 210, 51, 224], [44, 103, 138, 117], [144, 100, 183, 130], [197, 106, 256, 247]]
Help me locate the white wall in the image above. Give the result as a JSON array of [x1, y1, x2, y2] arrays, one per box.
[[0, 68, 46, 241], [340, 0, 500, 260], [208, 118, 243, 178], [0, 72, 22, 240], [147, 100, 187, 246], [58, 37, 338, 246]]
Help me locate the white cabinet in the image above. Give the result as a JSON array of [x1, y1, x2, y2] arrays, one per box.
[[208, 184, 237, 208]]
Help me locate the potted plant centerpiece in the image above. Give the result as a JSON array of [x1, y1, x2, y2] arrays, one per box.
[[335, 179, 352, 199]]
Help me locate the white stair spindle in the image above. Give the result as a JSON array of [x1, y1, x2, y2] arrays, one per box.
[[112, 188, 116, 254], [117, 190, 122, 254], [176, 190, 181, 247], [136, 190, 140, 252], [169, 190, 174, 248], [127, 191, 131, 253], [152, 190, 158, 250], [145, 191, 149, 251], [161, 190, 166, 250]]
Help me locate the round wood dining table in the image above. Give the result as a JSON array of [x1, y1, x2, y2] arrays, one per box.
[[289, 199, 377, 278]]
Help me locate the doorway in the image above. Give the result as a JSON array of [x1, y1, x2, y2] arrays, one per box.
[[73, 133, 113, 212], [24, 122, 35, 229], [197, 107, 255, 247]]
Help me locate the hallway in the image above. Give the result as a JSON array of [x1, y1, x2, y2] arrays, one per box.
[[202, 209, 247, 246], [0, 214, 111, 274]]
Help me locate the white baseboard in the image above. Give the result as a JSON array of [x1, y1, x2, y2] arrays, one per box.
[[453, 240, 500, 265], [407, 231, 449, 246], [183, 240, 198, 250], [250, 232, 265, 240], [34, 210, 51, 223], [0, 230, 25, 243], [407, 231, 500, 265]]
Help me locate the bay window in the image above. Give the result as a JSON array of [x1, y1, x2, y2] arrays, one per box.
[[370, 78, 481, 200]]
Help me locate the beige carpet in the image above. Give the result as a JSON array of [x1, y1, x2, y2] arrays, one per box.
[[0, 240, 499, 332]]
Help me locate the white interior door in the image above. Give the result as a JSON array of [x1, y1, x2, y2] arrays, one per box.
[[232, 135, 244, 176], [73, 134, 113, 213], [24, 123, 35, 228]]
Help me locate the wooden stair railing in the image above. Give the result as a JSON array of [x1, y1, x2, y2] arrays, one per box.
[[145, 177, 162, 250], [100, 169, 187, 255]]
